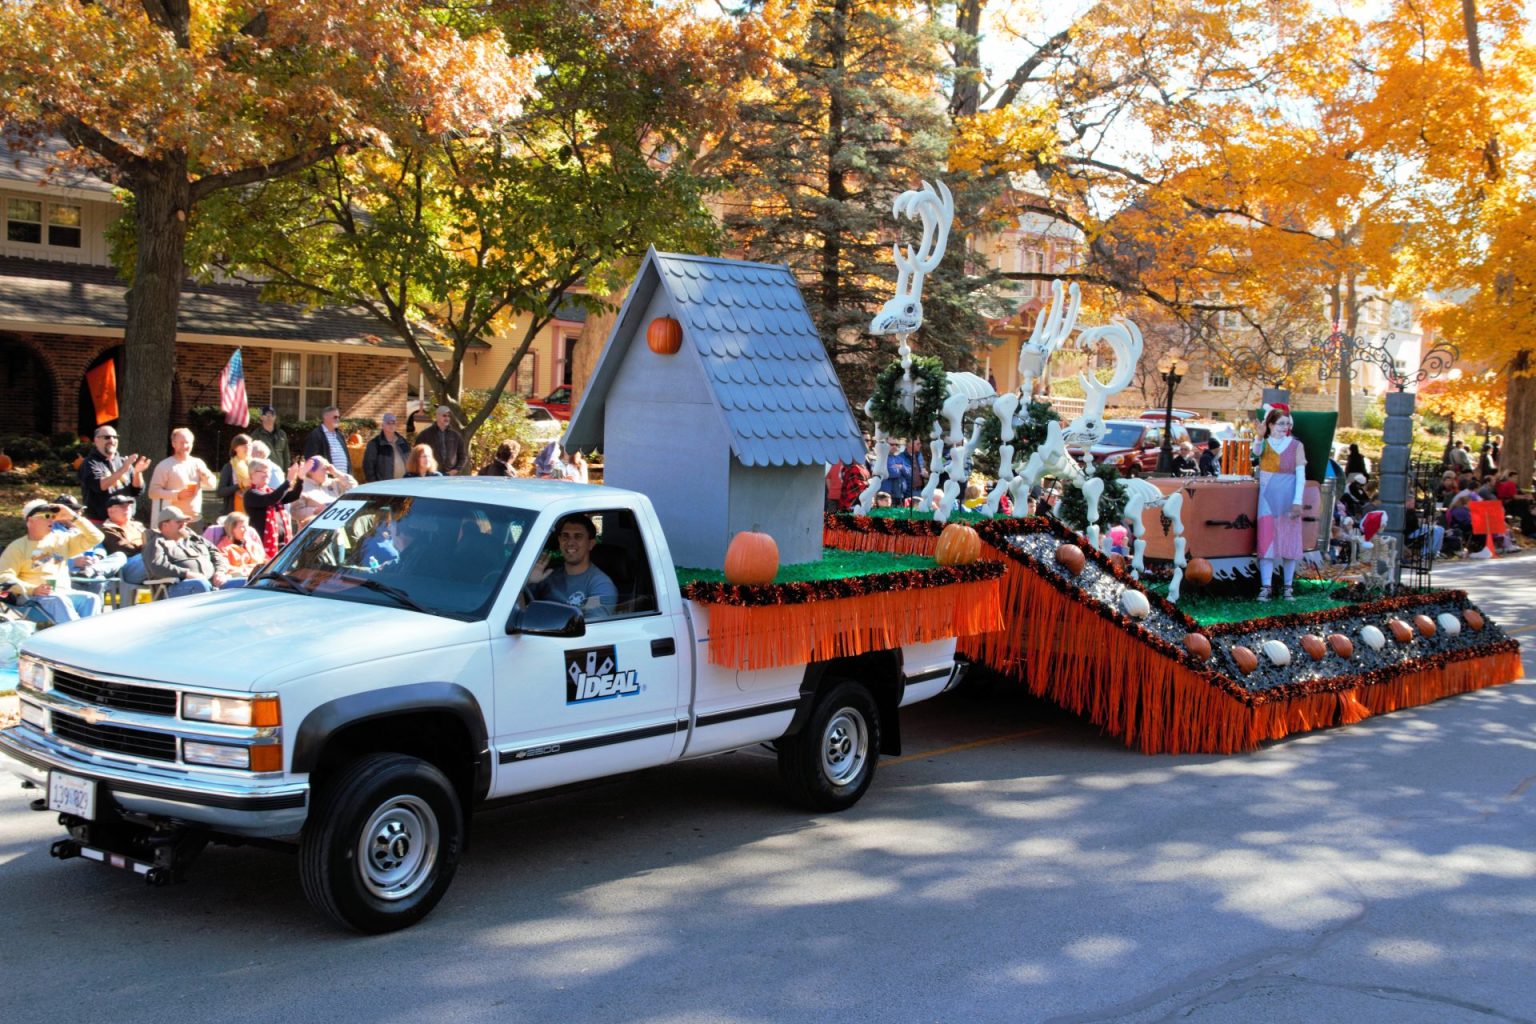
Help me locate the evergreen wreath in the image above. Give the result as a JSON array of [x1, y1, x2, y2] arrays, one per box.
[[868, 355, 947, 440], [1056, 462, 1129, 534], [973, 398, 1057, 477]]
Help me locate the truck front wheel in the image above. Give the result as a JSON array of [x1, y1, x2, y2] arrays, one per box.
[[778, 681, 880, 812], [300, 753, 464, 934]]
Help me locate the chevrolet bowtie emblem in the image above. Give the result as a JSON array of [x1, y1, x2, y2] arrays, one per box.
[[78, 706, 103, 725]]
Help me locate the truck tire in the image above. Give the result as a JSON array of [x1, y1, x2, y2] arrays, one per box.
[[778, 681, 880, 812], [299, 753, 463, 934]]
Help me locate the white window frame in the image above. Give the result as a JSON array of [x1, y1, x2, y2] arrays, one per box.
[[4, 195, 83, 249], [1205, 371, 1232, 390], [554, 330, 581, 389], [271, 351, 336, 420]]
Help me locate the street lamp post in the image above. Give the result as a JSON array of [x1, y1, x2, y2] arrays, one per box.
[[1154, 354, 1189, 475]]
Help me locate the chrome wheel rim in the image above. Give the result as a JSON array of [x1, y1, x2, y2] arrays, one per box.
[[357, 795, 439, 901], [821, 708, 868, 788]]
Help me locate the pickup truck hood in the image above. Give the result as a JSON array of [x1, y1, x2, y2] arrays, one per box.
[[22, 588, 487, 692]]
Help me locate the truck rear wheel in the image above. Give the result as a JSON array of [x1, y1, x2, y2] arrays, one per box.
[[778, 681, 880, 811], [300, 753, 463, 934]]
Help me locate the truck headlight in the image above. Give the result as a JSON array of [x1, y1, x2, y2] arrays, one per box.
[[183, 741, 282, 772], [19, 700, 48, 731], [183, 741, 251, 769], [17, 657, 52, 692], [181, 694, 281, 727]]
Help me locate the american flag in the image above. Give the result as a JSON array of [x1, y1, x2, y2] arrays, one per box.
[[219, 349, 248, 426]]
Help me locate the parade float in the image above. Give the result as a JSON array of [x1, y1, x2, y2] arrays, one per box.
[[573, 177, 1521, 754]]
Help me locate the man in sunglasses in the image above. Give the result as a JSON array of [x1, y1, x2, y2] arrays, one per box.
[[0, 499, 105, 623], [77, 425, 150, 521]]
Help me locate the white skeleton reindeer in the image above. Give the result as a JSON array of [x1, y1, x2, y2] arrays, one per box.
[[1003, 317, 1189, 599], [981, 280, 1081, 516], [858, 180, 1016, 522]]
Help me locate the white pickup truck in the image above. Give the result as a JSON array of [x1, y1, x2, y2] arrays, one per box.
[[1, 479, 963, 933]]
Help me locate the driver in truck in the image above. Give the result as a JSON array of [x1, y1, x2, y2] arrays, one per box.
[[525, 513, 616, 618]]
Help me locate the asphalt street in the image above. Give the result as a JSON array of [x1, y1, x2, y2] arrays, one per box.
[[1, 555, 1532, 1024]]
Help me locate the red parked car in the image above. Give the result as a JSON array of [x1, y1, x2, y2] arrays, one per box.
[[527, 385, 573, 421], [1068, 419, 1190, 476]]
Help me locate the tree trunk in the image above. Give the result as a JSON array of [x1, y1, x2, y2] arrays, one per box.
[[819, 0, 850, 325], [949, 0, 983, 120], [120, 161, 192, 461], [1506, 348, 1535, 490]]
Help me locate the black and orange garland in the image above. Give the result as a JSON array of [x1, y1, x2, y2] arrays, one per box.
[[958, 519, 1517, 706], [679, 559, 1005, 607]]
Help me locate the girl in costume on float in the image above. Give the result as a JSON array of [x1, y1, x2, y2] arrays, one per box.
[[1251, 404, 1306, 601]]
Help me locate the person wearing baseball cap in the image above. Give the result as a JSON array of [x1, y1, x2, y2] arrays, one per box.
[[145, 505, 237, 597], [415, 405, 468, 475], [364, 411, 412, 481], [0, 499, 105, 622], [248, 404, 292, 472]]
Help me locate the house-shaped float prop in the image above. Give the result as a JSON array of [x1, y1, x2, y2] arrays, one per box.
[[565, 248, 865, 569]]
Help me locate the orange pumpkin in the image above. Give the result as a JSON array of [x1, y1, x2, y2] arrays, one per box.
[[0, 454, 11, 473], [935, 523, 982, 566], [724, 530, 778, 585], [1184, 633, 1212, 661], [1327, 633, 1354, 658], [1464, 609, 1485, 632], [348, 431, 364, 447], [1183, 557, 1214, 588], [1230, 645, 1259, 674], [647, 316, 683, 355], [1300, 634, 1327, 661]]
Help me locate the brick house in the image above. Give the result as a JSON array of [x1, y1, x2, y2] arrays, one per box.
[[0, 139, 415, 441]]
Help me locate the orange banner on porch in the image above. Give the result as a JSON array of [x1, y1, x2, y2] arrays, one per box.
[[85, 361, 119, 425]]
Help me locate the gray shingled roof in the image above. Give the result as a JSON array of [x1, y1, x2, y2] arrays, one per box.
[[0, 255, 417, 350], [0, 137, 116, 195], [567, 249, 864, 467]]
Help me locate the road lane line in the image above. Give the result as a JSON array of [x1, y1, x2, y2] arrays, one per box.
[[885, 726, 1058, 766]]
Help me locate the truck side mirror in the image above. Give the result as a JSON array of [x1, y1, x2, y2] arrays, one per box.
[[507, 600, 586, 638]]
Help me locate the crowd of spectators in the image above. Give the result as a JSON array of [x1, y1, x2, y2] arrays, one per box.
[[2, 402, 586, 626]]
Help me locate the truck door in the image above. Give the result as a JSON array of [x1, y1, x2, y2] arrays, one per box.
[[488, 506, 687, 797]]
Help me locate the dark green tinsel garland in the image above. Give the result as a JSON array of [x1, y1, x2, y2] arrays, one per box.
[[868, 355, 947, 440], [972, 398, 1057, 477], [1056, 462, 1129, 533]]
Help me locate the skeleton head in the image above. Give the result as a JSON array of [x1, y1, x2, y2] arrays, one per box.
[[869, 180, 953, 337]]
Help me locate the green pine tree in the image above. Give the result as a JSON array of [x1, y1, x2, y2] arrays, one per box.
[[722, 0, 989, 398]]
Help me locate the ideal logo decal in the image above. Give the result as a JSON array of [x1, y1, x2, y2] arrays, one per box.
[[565, 644, 640, 704]]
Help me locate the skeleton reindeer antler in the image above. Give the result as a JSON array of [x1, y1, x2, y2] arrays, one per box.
[[1016, 280, 1081, 398], [1066, 318, 1142, 441], [869, 180, 955, 338]]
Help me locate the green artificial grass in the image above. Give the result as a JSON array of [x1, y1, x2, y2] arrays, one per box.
[[676, 548, 935, 586], [1149, 577, 1351, 625]]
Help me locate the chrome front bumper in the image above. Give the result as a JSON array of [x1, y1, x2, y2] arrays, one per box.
[[0, 725, 309, 837]]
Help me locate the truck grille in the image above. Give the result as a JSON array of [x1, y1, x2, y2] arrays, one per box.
[[52, 671, 178, 717], [53, 715, 178, 763]]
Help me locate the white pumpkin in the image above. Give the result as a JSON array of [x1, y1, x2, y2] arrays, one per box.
[[1436, 613, 1461, 637], [1120, 589, 1151, 619], [1360, 624, 1386, 651], [1261, 639, 1291, 667]]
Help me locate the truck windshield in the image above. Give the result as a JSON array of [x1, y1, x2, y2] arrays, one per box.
[[250, 495, 537, 620]]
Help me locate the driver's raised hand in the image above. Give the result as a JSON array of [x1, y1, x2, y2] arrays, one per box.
[[527, 552, 554, 585]]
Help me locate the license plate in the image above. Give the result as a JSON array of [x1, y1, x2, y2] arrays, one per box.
[[48, 771, 97, 820]]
